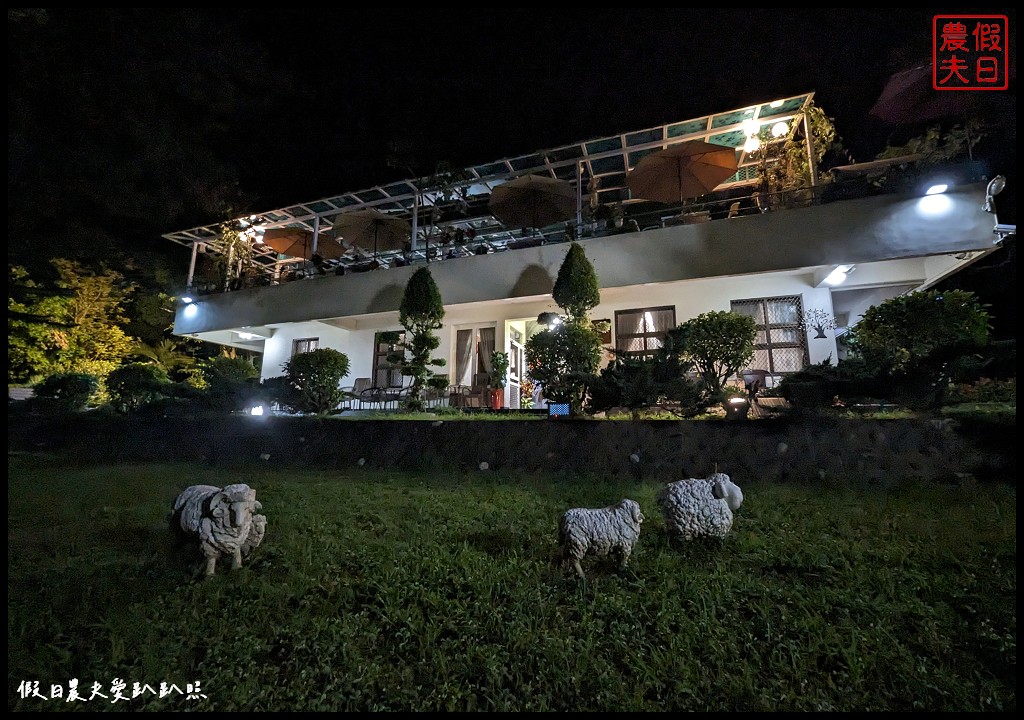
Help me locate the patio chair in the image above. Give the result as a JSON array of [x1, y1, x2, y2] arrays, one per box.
[[727, 201, 741, 219], [741, 369, 771, 402], [340, 377, 372, 410], [469, 372, 491, 408]]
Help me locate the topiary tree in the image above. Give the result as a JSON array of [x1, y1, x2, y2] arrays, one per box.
[[397, 267, 446, 412], [526, 243, 603, 415], [552, 242, 601, 321], [665, 311, 756, 403], [281, 348, 350, 414], [846, 289, 991, 408]]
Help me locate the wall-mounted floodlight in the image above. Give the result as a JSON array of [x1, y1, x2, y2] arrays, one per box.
[[180, 295, 194, 305], [925, 183, 949, 195], [823, 264, 854, 286], [983, 174, 1006, 214]]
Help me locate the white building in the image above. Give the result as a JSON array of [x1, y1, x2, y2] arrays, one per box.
[[167, 93, 1004, 408]]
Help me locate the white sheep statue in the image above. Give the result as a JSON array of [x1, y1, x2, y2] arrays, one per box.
[[558, 498, 644, 579], [170, 483, 267, 576], [656, 472, 743, 542]]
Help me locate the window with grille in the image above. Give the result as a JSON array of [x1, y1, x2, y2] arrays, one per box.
[[614, 306, 676, 359], [373, 332, 407, 388], [730, 296, 808, 374], [292, 337, 319, 355]]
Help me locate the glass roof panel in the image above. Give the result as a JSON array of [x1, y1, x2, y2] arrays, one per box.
[[354, 189, 387, 202], [545, 145, 583, 162], [627, 147, 659, 168], [589, 155, 625, 174], [585, 137, 622, 154], [667, 118, 708, 137], [473, 161, 510, 177], [711, 107, 755, 129], [509, 154, 544, 171], [625, 128, 663, 147], [758, 95, 810, 118], [306, 201, 335, 213], [708, 130, 747, 148]]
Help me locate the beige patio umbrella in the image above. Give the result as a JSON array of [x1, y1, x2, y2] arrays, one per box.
[[488, 174, 578, 233], [330, 209, 411, 262], [626, 140, 738, 204], [262, 227, 345, 260]]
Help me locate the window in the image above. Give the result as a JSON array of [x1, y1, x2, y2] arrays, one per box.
[[373, 332, 406, 389], [454, 326, 496, 386], [292, 337, 319, 355], [615, 306, 676, 359], [730, 296, 809, 374]]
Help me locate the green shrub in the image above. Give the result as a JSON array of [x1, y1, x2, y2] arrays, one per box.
[[663, 311, 756, 401], [105, 363, 172, 413], [201, 356, 261, 412], [31, 372, 98, 412], [280, 348, 351, 414]]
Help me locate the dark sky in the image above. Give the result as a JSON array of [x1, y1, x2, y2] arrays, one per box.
[[215, 8, 1017, 211]]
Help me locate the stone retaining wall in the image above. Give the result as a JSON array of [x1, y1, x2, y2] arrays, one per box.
[[8, 413, 1014, 485]]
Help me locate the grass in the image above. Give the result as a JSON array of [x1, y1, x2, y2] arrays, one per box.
[[8, 454, 1016, 711]]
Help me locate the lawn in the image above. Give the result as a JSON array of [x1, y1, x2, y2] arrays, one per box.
[[8, 454, 1016, 711]]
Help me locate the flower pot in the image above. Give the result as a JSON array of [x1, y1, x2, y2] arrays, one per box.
[[489, 388, 504, 410]]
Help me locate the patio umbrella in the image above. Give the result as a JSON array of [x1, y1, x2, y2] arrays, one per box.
[[262, 227, 346, 260], [869, 64, 975, 125], [626, 140, 738, 205], [330, 209, 410, 262], [488, 174, 578, 232]]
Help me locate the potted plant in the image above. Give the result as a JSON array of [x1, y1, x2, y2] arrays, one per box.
[[489, 351, 509, 410]]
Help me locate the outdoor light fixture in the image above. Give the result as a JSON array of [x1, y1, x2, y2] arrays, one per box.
[[236, 332, 259, 340], [743, 136, 761, 153], [925, 183, 949, 195], [771, 121, 789, 138], [983, 174, 1006, 214], [769, 100, 784, 108], [181, 295, 194, 305], [741, 119, 760, 137], [823, 265, 853, 286], [183, 303, 199, 319], [249, 405, 265, 416], [537, 311, 562, 328]]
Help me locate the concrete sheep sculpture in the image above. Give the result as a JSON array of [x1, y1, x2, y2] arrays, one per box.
[[656, 472, 743, 542], [171, 483, 267, 576], [558, 498, 644, 579]]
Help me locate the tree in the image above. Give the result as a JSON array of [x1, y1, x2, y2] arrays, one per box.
[[7, 260, 136, 385], [665, 311, 756, 402], [526, 243, 603, 415], [280, 348, 351, 415], [397, 267, 447, 412]]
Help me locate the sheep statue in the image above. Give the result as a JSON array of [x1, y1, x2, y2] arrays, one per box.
[[656, 472, 743, 542], [170, 483, 267, 576], [558, 498, 644, 579]]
